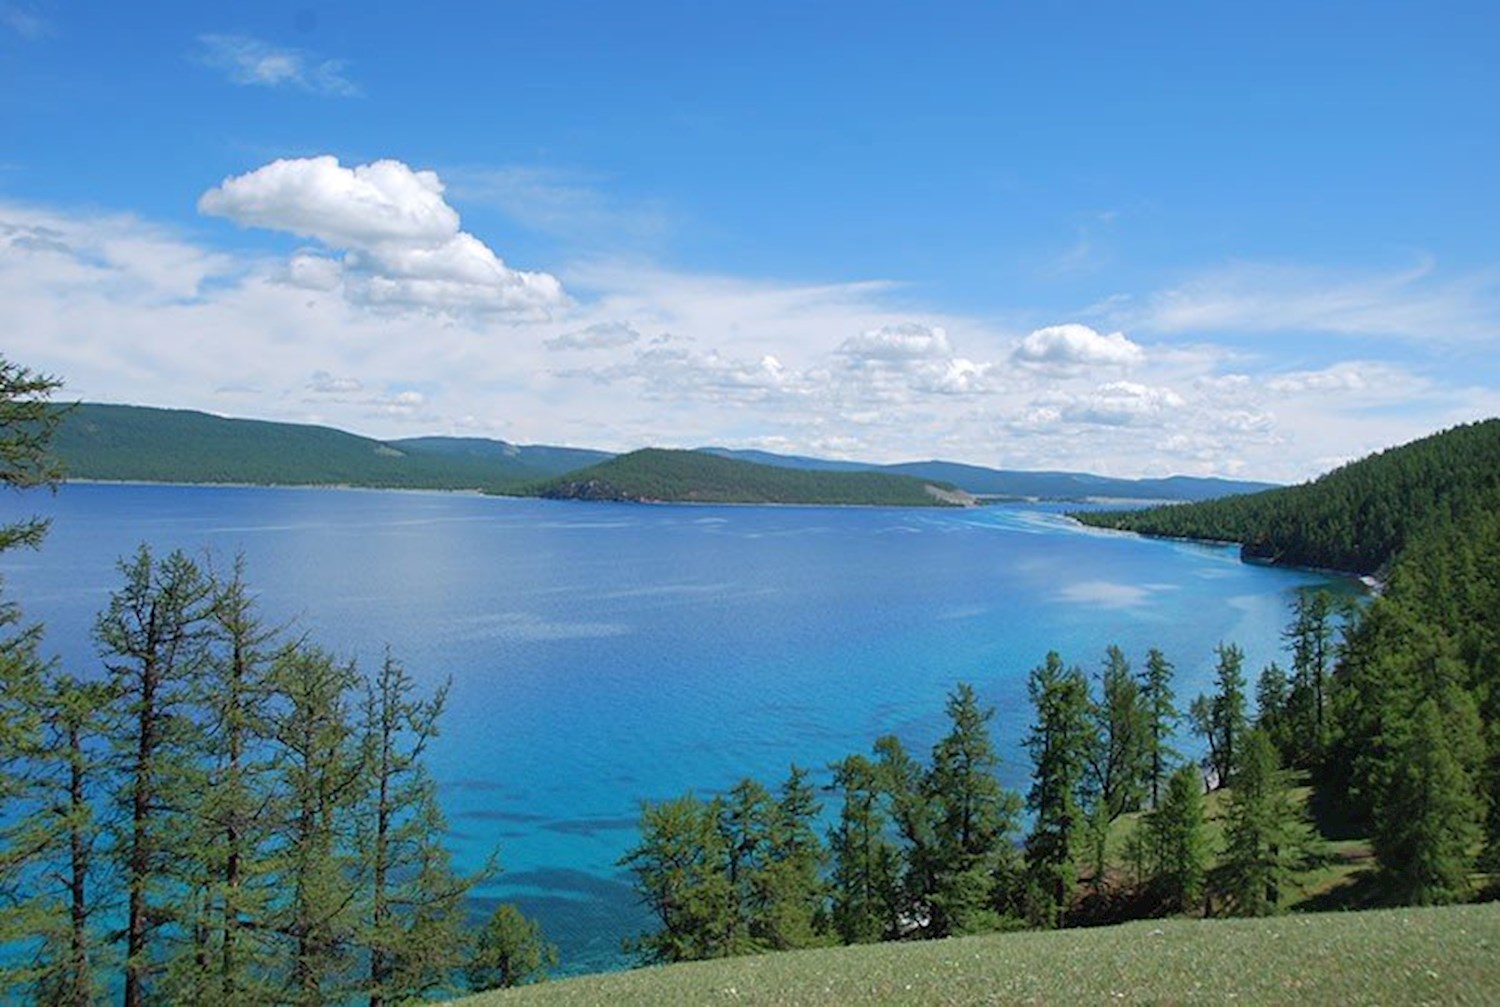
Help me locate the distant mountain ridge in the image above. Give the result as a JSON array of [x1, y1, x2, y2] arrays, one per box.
[[699, 449, 1276, 501], [53, 403, 1275, 502]]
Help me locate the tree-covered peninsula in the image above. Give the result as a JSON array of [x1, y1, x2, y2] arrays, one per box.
[[1073, 418, 1500, 576], [510, 448, 973, 507]]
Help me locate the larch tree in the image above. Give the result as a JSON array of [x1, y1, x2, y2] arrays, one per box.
[[358, 652, 475, 1005], [1140, 648, 1179, 809], [465, 903, 557, 991], [619, 793, 733, 964], [827, 753, 900, 944], [1372, 693, 1483, 905], [1145, 763, 1209, 913], [1023, 652, 1092, 928], [1216, 729, 1313, 917], [0, 357, 65, 996], [268, 645, 366, 1006], [925, 683, 1020, 936], [751, 766, 827, 950], [95, 546, 217, 1007]]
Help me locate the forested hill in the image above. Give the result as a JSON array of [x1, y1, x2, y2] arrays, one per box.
[[53, 403, 590, 490], [1073, 419, 1500, 576], [513, 448, 971, 507]]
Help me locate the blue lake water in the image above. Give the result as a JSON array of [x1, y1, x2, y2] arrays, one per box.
[[0, 484, 1343, 974]]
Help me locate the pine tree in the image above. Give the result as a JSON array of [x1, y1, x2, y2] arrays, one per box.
[[0, 356, 65, 553], [1140, 648, 1179, 809], [1088, 646, 1150, 821], [465, 904, 556, 991], [827, 754, 900, 944], [1195, 643, 1247, 788], [1023, 652, 1092, 928], [28, 674, 111, 1007], [1216, 729, 1312, 916], [751, 766, 827, 950], [267, 645, 365, 1006], [1372, 694, 1482, 904], [873, 733, 938, 934], [0, 357, 67, 996], [162, 558, 286, 1006], [1082, 648, 1150, 891], [1145, 764, 1208, 913], [1254, 662, 1292, 762], [95, 546, 216, 1007], [1284, 589, 1338, 761], [358, 653, 474, 1005], [619, 793, 733, 963], [925, 684, 1020, 936]]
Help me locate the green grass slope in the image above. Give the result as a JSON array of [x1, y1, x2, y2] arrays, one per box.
[[515, 448, 970, 507], [1074, 418, 1500, 575], [55, 403, 547, 490], [459, 903, 1500, 1006]]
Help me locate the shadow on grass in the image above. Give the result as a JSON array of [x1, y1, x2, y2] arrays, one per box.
[[1293, 868, 1393, 912]]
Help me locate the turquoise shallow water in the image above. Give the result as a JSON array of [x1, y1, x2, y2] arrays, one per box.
[[0, 484, 1343, 974]]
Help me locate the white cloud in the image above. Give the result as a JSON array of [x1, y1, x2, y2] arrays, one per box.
[[447, 166, 671, 248], [199, 156, 566, 318], [1128, 259, 1500, 342], [197, 34, 358, 96], [545, 321, 640, 351], [837, 324, 994, 397], [1057, 381, 1185, 427], [839, 323, 954, 361], [7, 196, 1497, 484], [1012, 323, 1143, 370]]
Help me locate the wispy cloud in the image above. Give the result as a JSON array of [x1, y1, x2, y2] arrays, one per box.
[[446, 166, 673, 250], [1122, 258, 1500, 343], [196, 33, 359, 97], [1, 3, 51, 40]]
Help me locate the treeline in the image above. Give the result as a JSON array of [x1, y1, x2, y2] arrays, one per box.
[[516, 448, 963, 507], [619, 629, 1342, 964], [1074, 418, 1500, 575], [1077, 417, 1500, 904], [0, 548, 554, 1005], [1326, 489, 1500, 902]]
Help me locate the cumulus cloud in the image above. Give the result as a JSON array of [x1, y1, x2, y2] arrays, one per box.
[[1058, 381, 1185, 427], [1012, 323, 1143, 370], [199, 156, 565, 317], [837, 324, 994, 396], [840, 323, 955, 361], [197, 34, 358, 96], [545, 321, 641, 351], [559, 341, 806, 404]]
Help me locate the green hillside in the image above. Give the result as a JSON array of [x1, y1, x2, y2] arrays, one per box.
[[1074, 418, 1500, 575], [54, 403, 557, 490], [459, 903, 1500, 1006], [515, 448, 971, 506]]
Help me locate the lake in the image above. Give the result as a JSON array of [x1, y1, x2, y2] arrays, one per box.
[[0, 483, 1343, 974]]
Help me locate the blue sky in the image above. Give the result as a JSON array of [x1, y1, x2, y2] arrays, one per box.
[[3, 1, 1497, 480]]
